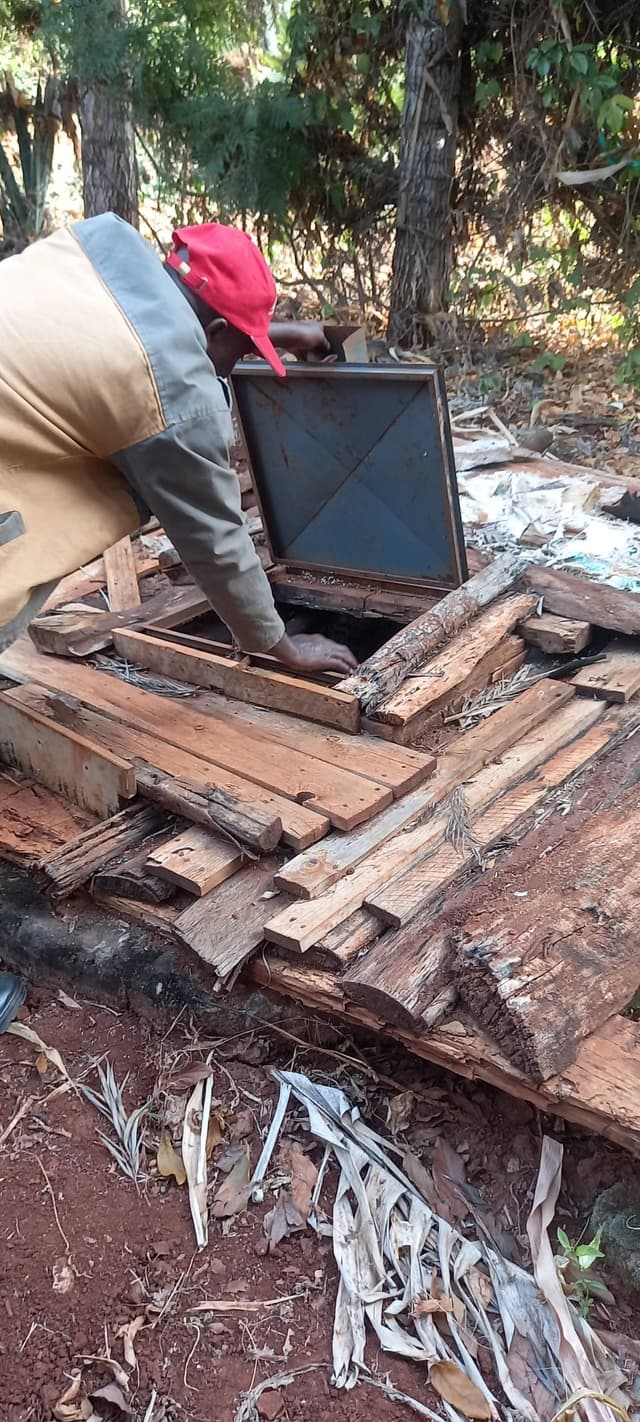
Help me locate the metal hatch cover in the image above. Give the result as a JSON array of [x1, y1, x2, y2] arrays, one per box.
[[231, 363, 467, 592]]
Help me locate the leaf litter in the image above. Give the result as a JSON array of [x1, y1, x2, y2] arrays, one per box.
[[247, 1070, 633, 1422]]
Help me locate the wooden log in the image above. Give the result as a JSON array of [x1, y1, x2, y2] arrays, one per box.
[[29, 585, 210, 657], [0, 692, 136, 818], [174, 859, 278, 978], [456, 787, 640, 1077], [362, 703, 629, 937], [277, 678, 575, 900], [0, 642, 389, 832], [520, 613, 591, 655], [525, 566, 640, 636], [40, 804, 167, 896], [146, 825, 244, 895], [374, 594, 536, 727], [571, 640, 640, 703], [265, 698, 604, 952], [112, 627, 361, 733], [7, 685, 290, 855], [93, 846, 175, 904], [314, 908, 380, 966], [338, 551, 530, 713], [344, 930, 452, 1029], [104, 537, 141, 612], [92, 888, 181, 932]]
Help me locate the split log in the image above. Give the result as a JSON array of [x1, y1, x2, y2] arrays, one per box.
[[571, 640, 640, 703], [338, 550, 529, 713], [93, 846, 175, 904], [520, 613, 591, 655], [456, 783, 640, 1077], [525, 566, 640, 636], [174, 859, 278, 978], [29, 584, 210, 657], [40, 804, 167, 896]]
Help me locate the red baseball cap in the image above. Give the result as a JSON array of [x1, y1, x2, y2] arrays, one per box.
[[167, 223, 286, 377]]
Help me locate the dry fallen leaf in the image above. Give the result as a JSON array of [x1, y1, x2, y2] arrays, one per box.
[[429, 1360, 492, 1420], [412, 1292, 453, 1317], [387, 1090, 415, 1137], [206, 1113, 224, 1156], [182, 1079, 209, 1248], [402, 1149, 439, 1211], [117, 1315, 145, 1370], [35, 1051, 49, 1076], [167, 1062, 214, 1090], [157, 1132, 186, 1187], [89, 1383, 132, 1416], [211, 1143, 251, 1219], [432, 1138, 468, 1222], [229, 1108, 254, 1141], [52, 1258, 75, 1295], [285, 1142, 317, 1222], [7, 1021, 72, 1083]]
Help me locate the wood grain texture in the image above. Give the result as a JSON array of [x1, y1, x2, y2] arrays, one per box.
[[113, 628, 361, 733], [104, 537, 141, 612], [41, 543, 159, 612], [314, 908, 380, 965], [571, 640, 640, 703], [0, 642, 389, 831], [265, 698, 605, 951], [277, 678, 575, 901], [147, 825, 243, 896], [520, 613, 591, 654], [40, 803, 166, 896], [174, 859, 278, 977], [382, 635, 527, 744], [525, 565, 640, 636], [0, 778, 93, 865], [0, 692, 136, 817], [29, 584, 210, 657], [375, 593, 536, 726], [339, 550, 530, 713], [7, 684, 321, 852], [93, 845, 175, 904]]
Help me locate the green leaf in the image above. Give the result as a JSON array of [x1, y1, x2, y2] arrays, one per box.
[[569, 50, 589, 75], [557, 1227, 573, 1253]]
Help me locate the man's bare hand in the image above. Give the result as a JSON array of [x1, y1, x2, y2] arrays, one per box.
[[270, 632, 358, 675], [268, 321, 335, 363]]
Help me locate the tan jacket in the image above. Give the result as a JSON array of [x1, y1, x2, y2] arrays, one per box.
[[0, 214, 285, 653]]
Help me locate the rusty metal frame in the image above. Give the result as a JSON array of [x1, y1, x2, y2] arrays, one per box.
[[231, 363, 467, 593]]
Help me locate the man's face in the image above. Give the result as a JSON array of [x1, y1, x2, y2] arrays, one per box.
[[205, 319, 254, 378]]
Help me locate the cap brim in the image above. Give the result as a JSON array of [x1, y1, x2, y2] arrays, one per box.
[[251, 333, 287, 378]]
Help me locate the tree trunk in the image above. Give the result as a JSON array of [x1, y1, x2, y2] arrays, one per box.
[[77, 0, 138, 227], [388, 0, 464, 347]]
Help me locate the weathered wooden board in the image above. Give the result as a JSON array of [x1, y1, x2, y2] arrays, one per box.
[[39, 803, 166, 896], [520, 612, 591, 655], [374, 593, 536, 727], [113, 628, 361, 733], [29, 584, 210, 657], [104, 537, 141, 612], [147, 825, 243, 896], [277, 678, 575, 900], [174, 859, 279, 978], [0, 642, 389, 831], [456, 785, 640, 1077], [8, 684, 322, 852], [571, 640, 640, 703], [0, 777, 94, 865], [0, 692, 136, 817], [265, 698, 605, 951], [526, 565, 640, 636]]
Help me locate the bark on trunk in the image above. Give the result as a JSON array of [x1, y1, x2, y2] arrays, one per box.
[[388, 0, 464, 346], [78, 78, 138, 226]]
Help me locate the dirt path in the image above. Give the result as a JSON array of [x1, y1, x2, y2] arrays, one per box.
[[1, 990, 638, 1422]]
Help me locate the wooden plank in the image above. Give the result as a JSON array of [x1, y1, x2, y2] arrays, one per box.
[[456, 786, 640, 1077], [174, 859, 278, 978], [571, 640, 640, 703], [92, 888, 182, 934], [277, 678, 575, 900], [339, 550, 530, 713], [104, 537, 142, 612], [362, 704, 630, 938], [112, 627, 361, 733], [8, 684, 323, 852], [0, 692, 136, 818], [41, 545, 159, 612], [265, 698, 605, 951], [374, 593, 536, 727], [525, 565, 640, 636], [315, 908, 381, 966], [29, 584, 210, 657], [147, 825, 243, 896], [520, 613, 591, 655], [39, 804, 166, 896], [384, 634, 527, 744], [0, 641, 389, 831]]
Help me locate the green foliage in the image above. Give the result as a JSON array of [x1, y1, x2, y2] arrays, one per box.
[[556, 1226, 607, 1316], [0, 72, 65, 250]]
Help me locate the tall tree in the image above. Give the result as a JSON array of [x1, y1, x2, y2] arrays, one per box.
[[388, 0, 464, 346], [73, 0, 138, 226]]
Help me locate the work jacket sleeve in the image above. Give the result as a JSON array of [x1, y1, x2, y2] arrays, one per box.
[[110, 413, 285, 654]]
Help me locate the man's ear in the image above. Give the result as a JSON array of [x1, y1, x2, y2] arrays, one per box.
[[205, 316, 228, 341]]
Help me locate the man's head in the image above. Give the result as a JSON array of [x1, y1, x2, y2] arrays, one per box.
[[165, 223, 285, 379]]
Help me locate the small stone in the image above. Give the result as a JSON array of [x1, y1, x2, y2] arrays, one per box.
[[257, 1389, 284, 1420]]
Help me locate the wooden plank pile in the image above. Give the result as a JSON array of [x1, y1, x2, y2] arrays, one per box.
[[2, 534, 640, 1151]]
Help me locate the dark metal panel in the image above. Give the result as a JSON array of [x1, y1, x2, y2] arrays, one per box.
[[232, 363, 467, 591]]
